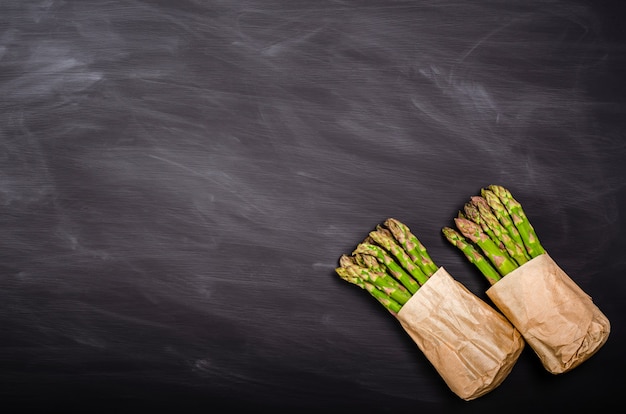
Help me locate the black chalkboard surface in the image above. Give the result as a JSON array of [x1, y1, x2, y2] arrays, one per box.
[[1, 1, 624, 412]]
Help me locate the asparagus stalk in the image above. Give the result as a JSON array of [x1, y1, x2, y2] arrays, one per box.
[[487, 185, 546, 258], [470, 196, 529, 266], [481, 188, 528, 257], [336, 218, 442, 311], [355, 252, 420, 295], [454, 217, 518, 276], [383, 218, 439, 276], [353, 243, 421, 293], [353, 252, 386, 273], [368, 228, 430, 285], [463, 202, 500, 249], [339, 264, 413, 304], [335, 267, 403, 313], [442, 227, 501, 285], [339, 254, 362, 270], [460, 200, 516, 265]]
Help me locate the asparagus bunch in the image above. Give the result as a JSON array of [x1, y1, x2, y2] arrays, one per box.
[[335, 218, 438, 314], [442, 185, 546, 285]]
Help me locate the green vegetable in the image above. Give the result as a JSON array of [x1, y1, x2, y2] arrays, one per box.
[[353, 242, 421, 294], [470, 196, 529, 266], [335, 266, 403, 313], [368, 227, 429, 285], [463, 202, 500, 250], [336, 219, 438, 311], [481, 188, 528, 256], [383, 218, 438, 276], [442, 226, 501, 285], [487, 185, 546, 258], [454, 217, 519, 276], [336, 263, 412, 305], [443, 185, 547, 284]]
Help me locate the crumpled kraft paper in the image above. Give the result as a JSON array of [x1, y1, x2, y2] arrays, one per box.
[[486, 253, 610, 374], [396, 267, 524, 401]]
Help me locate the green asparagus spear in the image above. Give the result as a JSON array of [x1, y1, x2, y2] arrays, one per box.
[[460, 200, 516, 264], [481, 188, 529, 258], [339, 264, 413, 305], [339, 254, 358, 268], [487, 185, 546, 258], [463, 201, 500, 248], [360, 281, 403, 314], [335, 267, 403, 313], [470, 196, 529, 266], [352, 252, 385, 272], [353, 243, 421, 293], [454, 217, 518, 276], [442, 227, 501, 285], [368, 227, 430, 285], [354, 252, 420, 295], [383, 218, 438, 276]]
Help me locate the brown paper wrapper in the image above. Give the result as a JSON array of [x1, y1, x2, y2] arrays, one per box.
[[486, 253, 610, 374], [396, 267, 524, 401]]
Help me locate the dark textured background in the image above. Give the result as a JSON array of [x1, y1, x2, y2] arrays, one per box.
[[1, 1, 624, 412]]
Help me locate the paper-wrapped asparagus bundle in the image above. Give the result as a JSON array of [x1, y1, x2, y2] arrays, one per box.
[[442, 185, 610, 374], [335, 219, 524, 401]]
